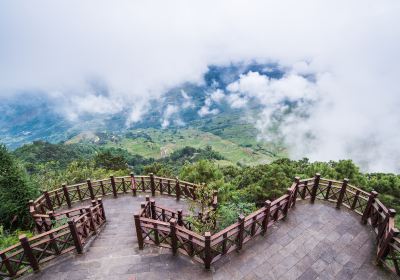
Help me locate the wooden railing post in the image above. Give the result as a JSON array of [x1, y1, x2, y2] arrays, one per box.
[[378, 209, 397, 241], [150, 199, 157, 220], [170, 218, 178, 255], [68, 219, 83, 254], [43, 191, 53, 211], [222, 232, 228, 255], [62, 184, 72, 208], [262, 200, 271, 235], [131, 173, 137, 196], [177, 209, 183, 226], [0, 251, 15, 277], [48, 231, 61, 255], [351, 190, 361, 210], [204, 232, 212, 269], [141, 177, 145, 192], [134, 214, 144, 250], [376, 228, 399, 263], [149, 173, 156, 196], [283, 188, 291, 217], [100, 181, 106, 196], [48, 211, 56, 229], [336, 178, 349, 209], [19, 235, 39, 272], [324, 181, 332, 200], [237, 214, 245, 251], [362, 190, 378, 224], [251, 216, 257, 236], [123, 177, 128, 193], [86, 206, 97, 233], [87, 179, 95, 200], [39, 216, 50, 232], [292, 177, 300, 207], [154, 223, 160, 245], [301, 181, 308, 199], [175, 178, 181, 201], [311, 173, 320, 203], [167, 179, 172, 195], [98, 198, 106, 221], [110, 175, 117, 198], [159, 178, 163, 194]]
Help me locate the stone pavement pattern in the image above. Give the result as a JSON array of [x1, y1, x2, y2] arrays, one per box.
[[23, 194, 396, 280]]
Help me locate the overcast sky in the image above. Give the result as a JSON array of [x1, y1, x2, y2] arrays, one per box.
[[1, 1, 400, 172]]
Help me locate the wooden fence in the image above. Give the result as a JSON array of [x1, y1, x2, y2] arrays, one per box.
[[0, 173, 198, 279], [134, 174, 400, 275], [2, 173, 398, 278], [0, 199, 106, 279], [30, 174, 197, 217]]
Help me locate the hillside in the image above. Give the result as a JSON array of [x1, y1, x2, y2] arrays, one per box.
[[0, 64, 283, 151], [66, 127, 283, 166]]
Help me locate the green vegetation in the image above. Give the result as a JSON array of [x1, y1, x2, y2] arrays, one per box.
[[0, 145, 38, 230], [0, 225, 32, 250], [68, 128, 280, 166]]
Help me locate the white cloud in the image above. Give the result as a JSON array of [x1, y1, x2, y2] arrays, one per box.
[[198, 105, 219, 117], [181, 90, 194, 109], [198, 89, 224, 116], [161, 104, 179, 128], [0, 0, 400, 171], [210, 89, 225, 103]]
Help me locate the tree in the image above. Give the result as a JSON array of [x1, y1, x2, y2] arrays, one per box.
[[179, 160, 223, 184], [94, 149, 129, 171], [0, 145, 38, 230]]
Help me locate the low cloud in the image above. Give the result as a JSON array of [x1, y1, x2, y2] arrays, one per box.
[[161, 104, 180, 128]]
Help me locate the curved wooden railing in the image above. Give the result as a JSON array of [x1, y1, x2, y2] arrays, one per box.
[[30, 173, 197, 220], [1, 173, 399, 278], [1, 173, 193, 279], [0, 199, 106, 279], [134, 174, 400, 276]]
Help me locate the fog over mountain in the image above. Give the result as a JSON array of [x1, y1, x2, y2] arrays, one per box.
[[1, 1, 400, 172]]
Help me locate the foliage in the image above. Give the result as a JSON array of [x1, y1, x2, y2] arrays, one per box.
[[186, 183, 218, 234], [32, 160, 126, 191], [143, 162, 175, 178], [0, 225, 33, 250], [13, 141, 98, 173], [217, 202, 256, 229], [94, 149, 129, 171], [179, 160, 223, 184], [0, 145, 38, 230]]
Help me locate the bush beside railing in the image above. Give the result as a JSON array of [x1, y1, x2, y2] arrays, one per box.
[[134, 174, 400, 276]]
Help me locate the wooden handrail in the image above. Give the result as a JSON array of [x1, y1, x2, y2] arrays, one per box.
[[1, 199, 106, 279], [133, 175, 399, 276], [10, 174, 399, 277]]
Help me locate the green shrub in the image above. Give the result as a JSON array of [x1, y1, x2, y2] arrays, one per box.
[[0, 145, 38, 230]]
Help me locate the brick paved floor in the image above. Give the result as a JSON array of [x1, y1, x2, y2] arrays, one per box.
[[23, 194, 396, 280]]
